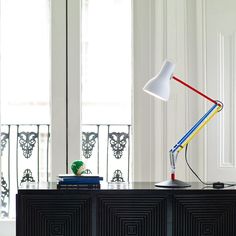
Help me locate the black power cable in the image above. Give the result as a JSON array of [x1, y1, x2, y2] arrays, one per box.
[[184, 143, 212, 186], [184, 143, 236, 188]]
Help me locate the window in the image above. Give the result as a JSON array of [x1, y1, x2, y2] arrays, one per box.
[[0, 0, 51, 221], [81, 0, 132, 182]]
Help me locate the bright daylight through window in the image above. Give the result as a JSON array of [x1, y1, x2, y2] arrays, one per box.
[[0, 0, 50, 219], [81, 0, 132, 182]]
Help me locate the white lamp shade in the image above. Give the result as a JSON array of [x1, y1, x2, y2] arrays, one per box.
[[143, 60, 175, 101]]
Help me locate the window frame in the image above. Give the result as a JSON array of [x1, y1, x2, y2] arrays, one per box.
[[51, 0, 81, 180], [52, 0, 167, 182]]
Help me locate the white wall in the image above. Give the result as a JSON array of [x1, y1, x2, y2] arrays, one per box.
[[133, 0, 236, 183], [133, 0, 199, 182], [198, 0, 236, 181]]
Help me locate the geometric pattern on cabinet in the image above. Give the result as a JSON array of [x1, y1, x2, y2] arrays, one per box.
[[17, 194, 92, 236], [173, 194, 236, 236], [97, 194, 167, 236]]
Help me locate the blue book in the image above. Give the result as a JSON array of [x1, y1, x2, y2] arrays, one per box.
[[58, 174, 103, 184], [59, 174, 102, 179]]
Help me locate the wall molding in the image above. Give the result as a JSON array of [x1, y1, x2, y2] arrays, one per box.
[[218, 32, 236, 168], [196, 0, 207, 181], [133, 0, 167, 181]]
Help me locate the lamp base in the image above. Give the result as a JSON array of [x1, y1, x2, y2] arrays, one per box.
[[155, 179, 191, 188]]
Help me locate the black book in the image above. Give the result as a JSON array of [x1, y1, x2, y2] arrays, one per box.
[[57, 183, 100, 190]]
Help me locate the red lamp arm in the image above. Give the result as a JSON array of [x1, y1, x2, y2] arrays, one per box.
[[172, 76, 219, 106]]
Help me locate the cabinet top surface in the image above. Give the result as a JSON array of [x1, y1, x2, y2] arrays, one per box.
[[17, 182, 236, 193]]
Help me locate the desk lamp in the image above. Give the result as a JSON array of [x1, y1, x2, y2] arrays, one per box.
[[143, 60, 223, 188]]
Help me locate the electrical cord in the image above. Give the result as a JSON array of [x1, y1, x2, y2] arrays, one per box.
[[184, 143, 212, 186], [184, 143, 236, 188]]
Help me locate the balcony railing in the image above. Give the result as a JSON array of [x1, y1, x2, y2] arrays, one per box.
[[0, 123, 131, 218]]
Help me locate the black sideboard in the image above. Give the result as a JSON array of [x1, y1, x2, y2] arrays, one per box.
[[16, 182, 236, 236]]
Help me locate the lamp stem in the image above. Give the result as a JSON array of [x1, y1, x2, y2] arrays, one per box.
[[171, 173, 175, 180], [172, 76, 219, 105]]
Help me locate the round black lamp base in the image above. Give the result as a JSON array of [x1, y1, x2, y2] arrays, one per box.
[[155, 179, 191, 188]]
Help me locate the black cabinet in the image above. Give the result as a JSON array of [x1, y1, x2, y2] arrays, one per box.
[[17, 193, 92, 236], [97, 193, 167, 235], [173, 193, 236, 236], [16, 182, 236, 236]]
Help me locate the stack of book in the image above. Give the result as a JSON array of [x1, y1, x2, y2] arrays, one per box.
[[57, 174, 103, 190]]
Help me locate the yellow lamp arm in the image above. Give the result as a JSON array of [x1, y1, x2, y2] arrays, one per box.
[[177, 106, 221, 153]]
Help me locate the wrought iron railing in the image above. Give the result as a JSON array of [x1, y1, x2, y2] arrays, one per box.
[[82, 124, 131, 182], [1, 124, 50, 218], [0, 123, 131, 218]]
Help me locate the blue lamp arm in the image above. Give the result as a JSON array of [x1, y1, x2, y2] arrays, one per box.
[[169, 102, 222, 175], [170, 103, 218, 154]]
